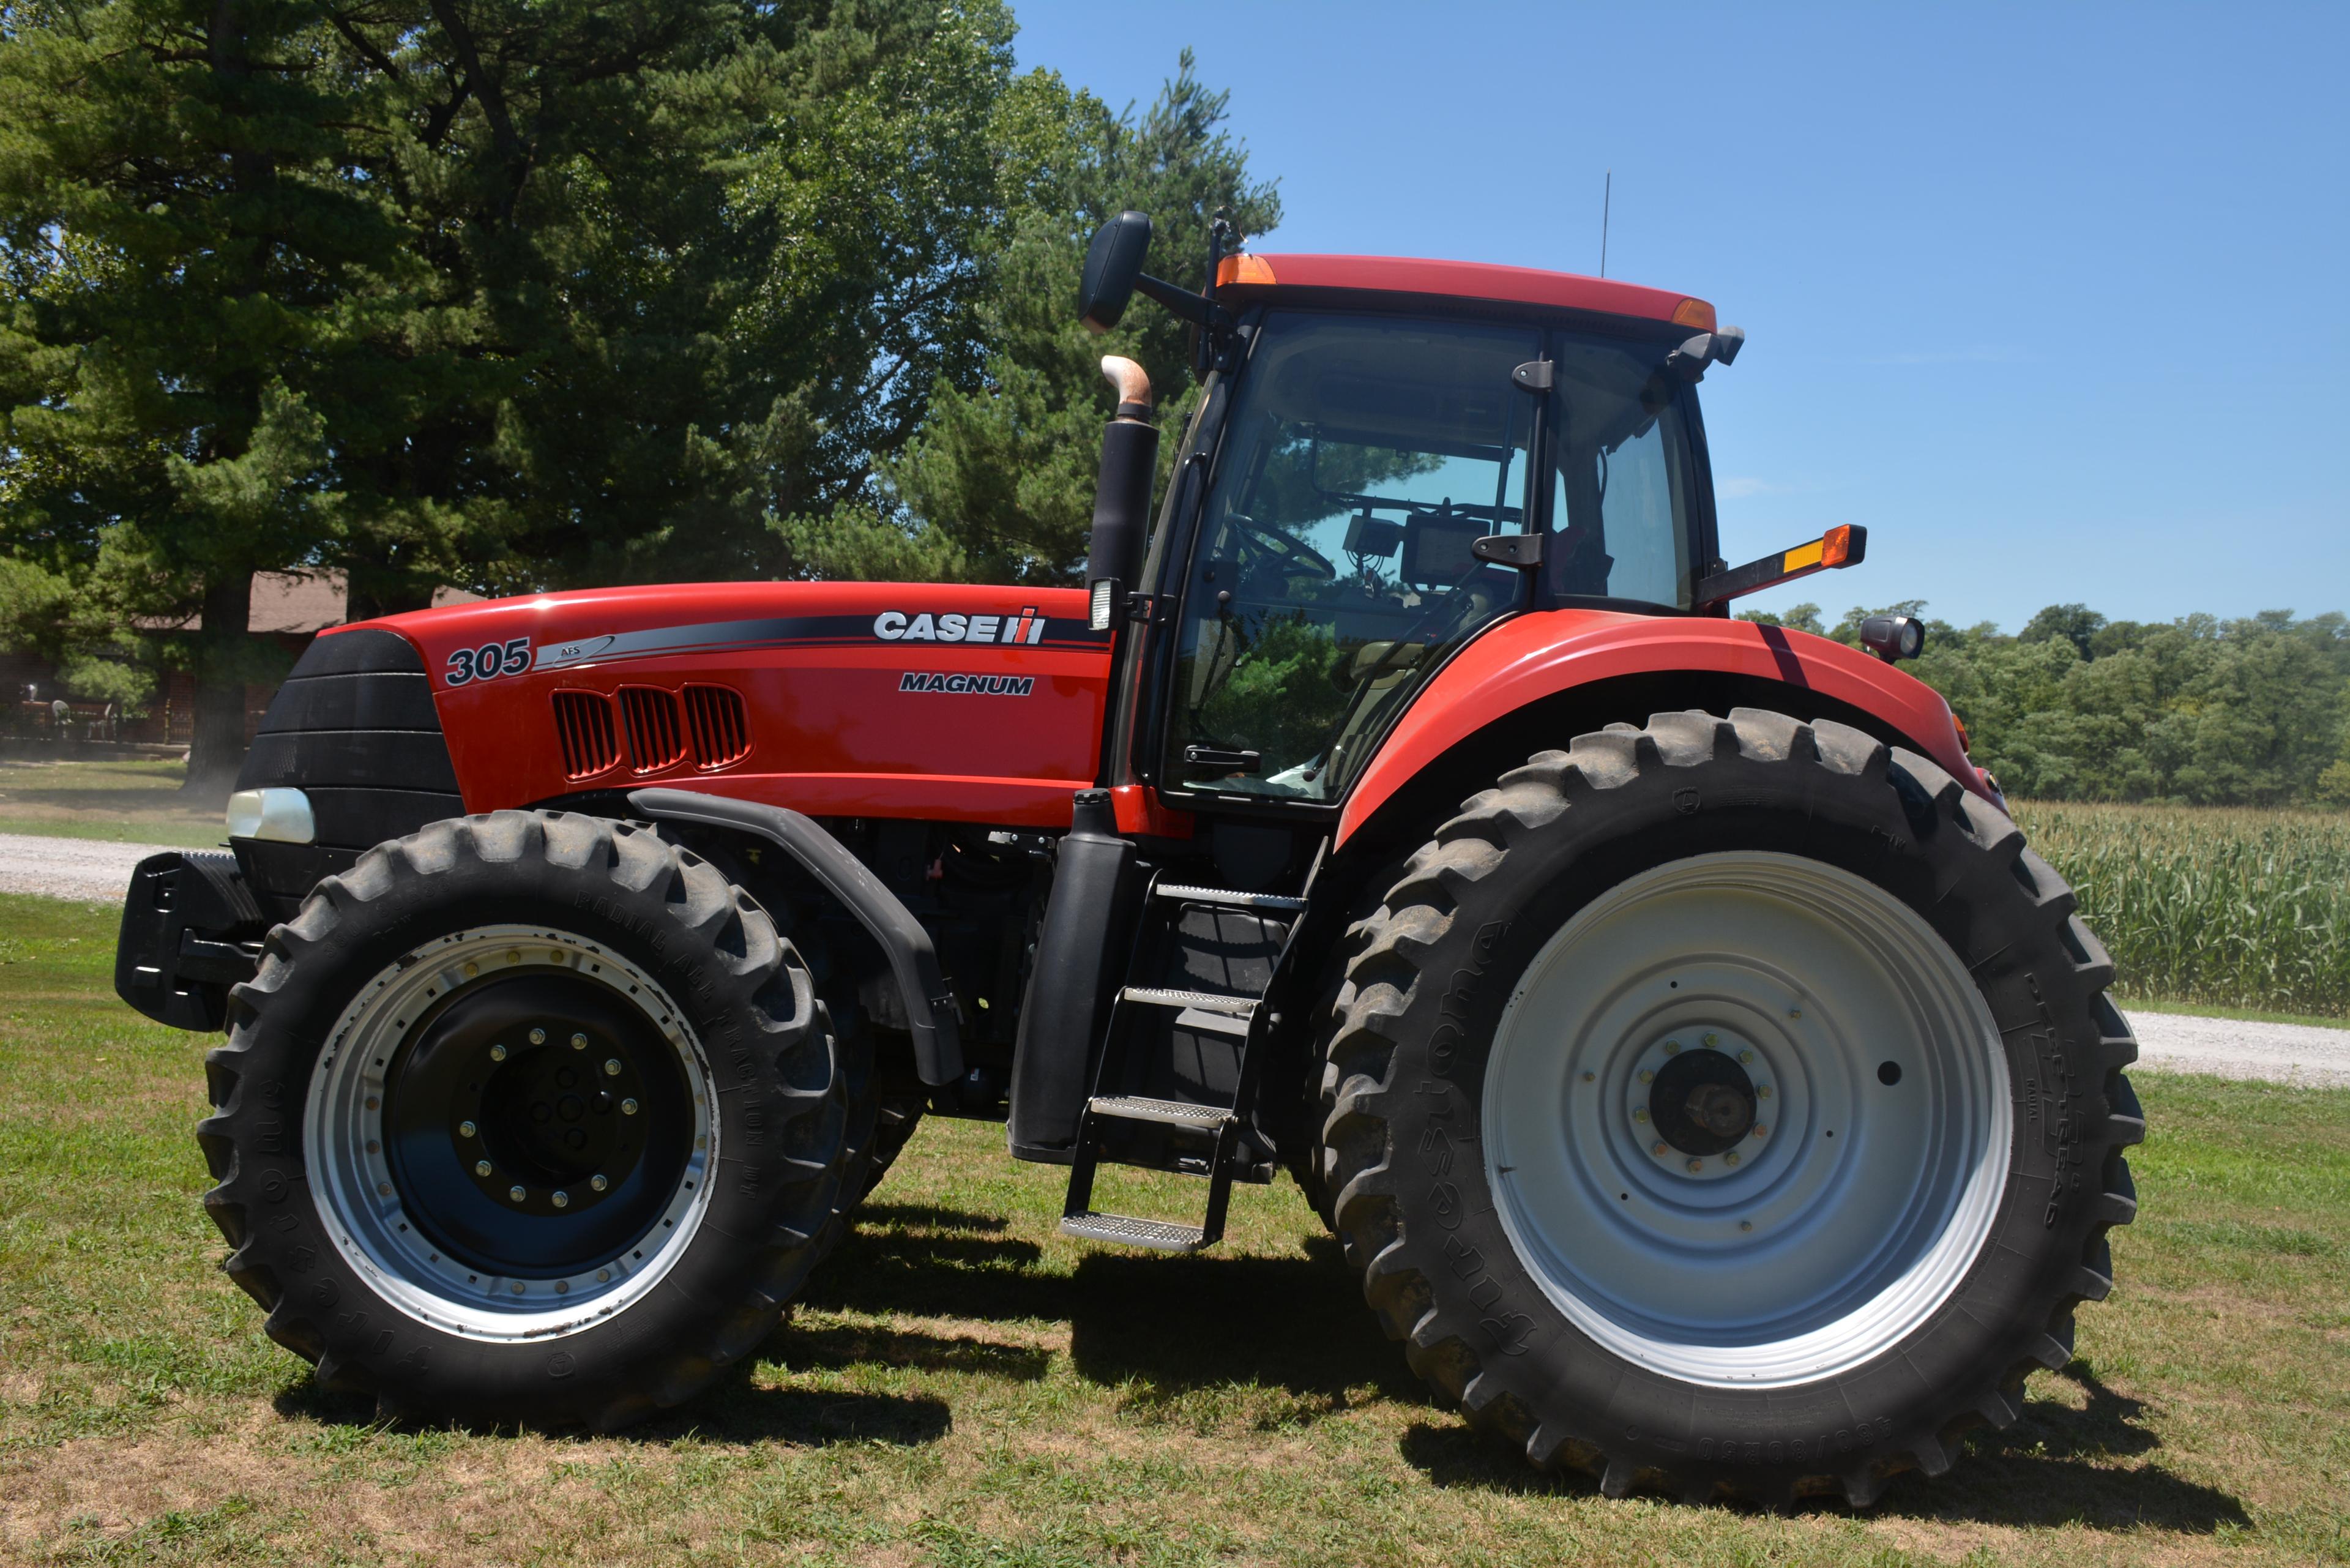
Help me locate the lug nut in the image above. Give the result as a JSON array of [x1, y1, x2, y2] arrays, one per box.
[[1633, 1107, 1649, 1123], [1686, 1158, 1704, 1174], [1740, 1220, 1754, 1233], [571, 1033, 588, 1050], [529, 1027, 546, 1045], [551, 1191, 570, 1209], [1753, 1124, 1769, 1140], [1638, 1069, 1654, 1084], [509, 1184, 526, 1202], [1758, 1085, 1772, 1100], [505, 949, 521, 964], [377, 1181, 392, 1195], [603, 1058, 622, 1077], [366, 1140, 379, 1154], [490, 1043, 508, 1062], [1664, 1039, 1681, 1055], [1702, 1032, 1719, 1047], [475, 1160, 493, 1177], [591, 1174, 609, 1192], [621, 1098, 640, 1116], [1724, 1151, 1740, 1167], [459, 1119, 477, 1138], [364, 1095, 379, 1111], [1738, 1048, 1754, 1065], [463, 960, 479, 978], [1652, 1141, 1669, 1157]]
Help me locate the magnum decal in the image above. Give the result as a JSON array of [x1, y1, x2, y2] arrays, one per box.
[[898, 672, 1035, 696], [874, 607, 1048, 644]]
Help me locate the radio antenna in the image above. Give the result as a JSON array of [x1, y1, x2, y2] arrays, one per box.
[[1600, 170, 1612, 278]]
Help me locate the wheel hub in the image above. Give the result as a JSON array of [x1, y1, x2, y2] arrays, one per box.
[[307, 925, 715, 1340], [1647, 1043, 1758, 1156]]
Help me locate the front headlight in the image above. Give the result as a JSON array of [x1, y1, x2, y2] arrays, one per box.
[[226, 788, 317, 845]]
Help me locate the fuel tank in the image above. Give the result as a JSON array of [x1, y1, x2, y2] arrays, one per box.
[[365, 581, 1112, 827]]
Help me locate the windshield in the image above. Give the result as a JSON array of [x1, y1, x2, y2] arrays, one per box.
[[1161, 310, 1698, 802]]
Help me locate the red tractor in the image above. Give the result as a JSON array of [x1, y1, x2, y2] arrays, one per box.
[[116, 214, 2141, 1506]]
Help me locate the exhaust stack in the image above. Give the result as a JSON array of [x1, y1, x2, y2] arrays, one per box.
[[1085, 356, 1157, 630]]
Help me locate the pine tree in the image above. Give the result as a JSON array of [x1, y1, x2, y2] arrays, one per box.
[[0, 0, 386, 789]]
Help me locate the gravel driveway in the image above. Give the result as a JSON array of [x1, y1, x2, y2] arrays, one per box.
[[0, 831, 196, 903], [4, 830, 2343, 1085]]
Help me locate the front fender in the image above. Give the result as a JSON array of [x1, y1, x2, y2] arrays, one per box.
[[1336, 610, 1985, 846]]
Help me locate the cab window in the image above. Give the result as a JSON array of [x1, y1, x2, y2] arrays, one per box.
[[1163, 313, 1540, 801]]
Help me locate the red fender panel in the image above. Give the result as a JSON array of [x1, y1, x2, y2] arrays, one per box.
[[1336, 608, 1986, 847]]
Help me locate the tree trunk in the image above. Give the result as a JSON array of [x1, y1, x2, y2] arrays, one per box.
[[183, 571, 253, 797]]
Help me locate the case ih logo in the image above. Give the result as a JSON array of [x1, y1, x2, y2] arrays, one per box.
[[898, 672, 1035, 696], [873, 608, 1048, 644]]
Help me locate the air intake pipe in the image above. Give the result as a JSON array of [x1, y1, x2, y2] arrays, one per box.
[[1085, 356, 1157, 630]]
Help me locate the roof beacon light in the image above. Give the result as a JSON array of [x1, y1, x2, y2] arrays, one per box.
[[1695, 525, 1868, 608]]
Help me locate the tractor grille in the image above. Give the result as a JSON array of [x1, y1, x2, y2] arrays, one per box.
[[551, 691, 622, 780], [619, 687, 688, 774], [682, 684, 750, 771]]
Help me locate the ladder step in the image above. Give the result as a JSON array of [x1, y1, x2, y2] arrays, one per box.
[[1155, 883, 1309, 913], [1089, 1094, 1236, 1129], [1120, 986, 1257, 1015], [1060, 1211, 1210, 1252]]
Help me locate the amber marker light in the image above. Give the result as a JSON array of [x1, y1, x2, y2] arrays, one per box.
[[1215, 254, 1277, 287], [1670, 297, 1718, 332]]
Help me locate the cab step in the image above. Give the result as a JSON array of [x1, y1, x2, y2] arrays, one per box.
[[1059, 1211, 1209, 1251], [1153, 883, 1309, 913], [1061, 865, 1321, 1255], [1089, 1094, 1236, 1129], [1119, 986, 1256, 1015]]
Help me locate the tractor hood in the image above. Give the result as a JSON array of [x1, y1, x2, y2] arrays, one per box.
[[345, 580, 1113, 827]]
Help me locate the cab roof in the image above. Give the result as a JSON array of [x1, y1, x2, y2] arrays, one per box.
[[1215, 252, 1715, 333]]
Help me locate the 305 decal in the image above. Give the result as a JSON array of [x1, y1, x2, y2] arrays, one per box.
[[444, 637, 534, 686]]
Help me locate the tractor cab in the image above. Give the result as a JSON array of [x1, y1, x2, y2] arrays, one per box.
[[1072, 213, 1753, 818]]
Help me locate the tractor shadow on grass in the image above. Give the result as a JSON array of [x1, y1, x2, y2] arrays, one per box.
[[277, 1373, 953, 1450], [1398, 1360, 2251, 1532], [805, 1206, 1416, 1409]]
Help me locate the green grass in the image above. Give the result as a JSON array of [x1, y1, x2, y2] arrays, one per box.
[[0, 757, 226, 849], [2, 894, 2348, 1566], [2017, 799, 2350, 1018]]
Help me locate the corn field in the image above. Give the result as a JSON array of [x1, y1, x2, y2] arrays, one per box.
[[2015, 801, 2350, 1017]]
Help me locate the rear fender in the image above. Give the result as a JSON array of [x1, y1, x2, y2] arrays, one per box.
[[1336, 611, 1985, 852]]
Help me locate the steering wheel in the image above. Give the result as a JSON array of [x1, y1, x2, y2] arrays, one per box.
[[1226, 515, 1336, 583]]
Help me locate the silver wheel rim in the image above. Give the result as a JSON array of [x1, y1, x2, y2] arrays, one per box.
[[305, 923, 715, 1343], [1482, 851, 2010, 1387]]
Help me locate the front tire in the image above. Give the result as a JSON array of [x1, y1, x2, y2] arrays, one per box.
[[1320, 710, 2143, 1504], [197, 812, 846, 1430]]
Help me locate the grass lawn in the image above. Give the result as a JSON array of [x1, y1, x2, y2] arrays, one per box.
[[0, 758, 226, 849], [2, 897, 2347, 1565]]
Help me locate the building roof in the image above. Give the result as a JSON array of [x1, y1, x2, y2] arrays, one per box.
[[138, 572, 482, 634]]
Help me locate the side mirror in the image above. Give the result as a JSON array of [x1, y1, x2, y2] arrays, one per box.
[[1079, 211, 1153, 334]]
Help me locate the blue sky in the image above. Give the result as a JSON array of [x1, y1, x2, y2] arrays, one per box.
[[1012, 2, 2347, 632]]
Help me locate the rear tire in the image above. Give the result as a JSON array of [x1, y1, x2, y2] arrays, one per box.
[[197, 811, 846, 1430], [1318, 710, 2143, 1504]]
